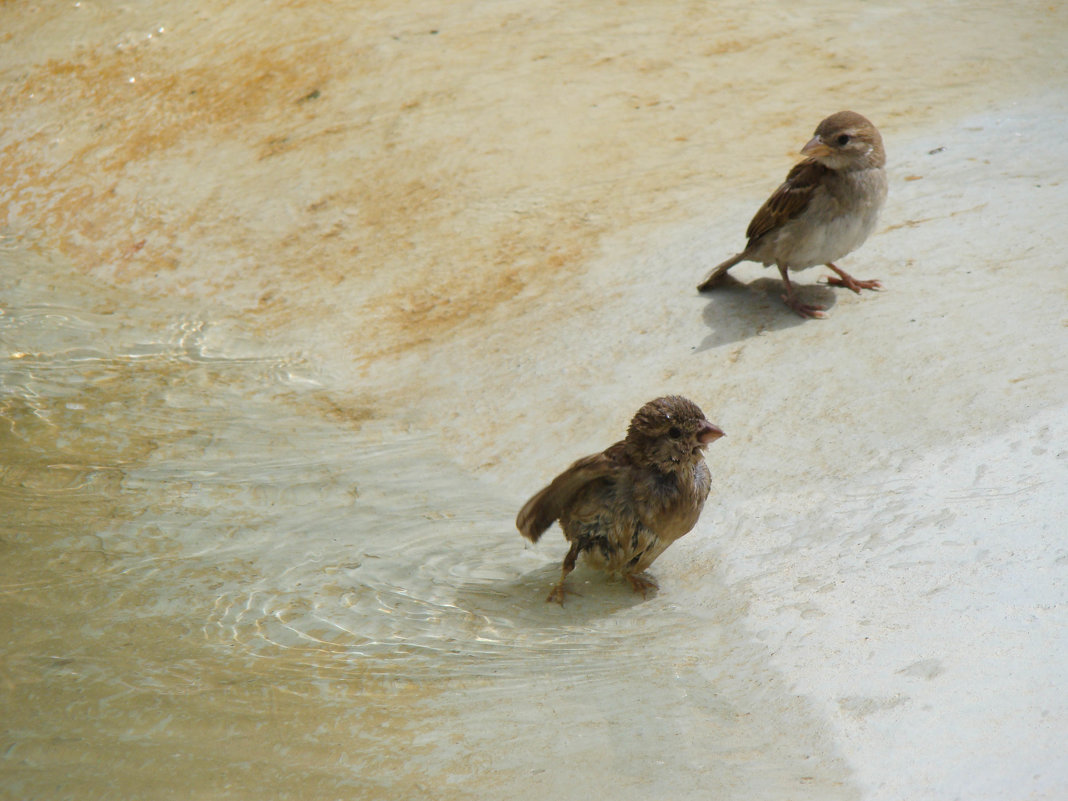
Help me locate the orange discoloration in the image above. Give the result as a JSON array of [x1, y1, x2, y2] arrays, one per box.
[[3, 1, 1065, 366], [0, 17, 602, 359]]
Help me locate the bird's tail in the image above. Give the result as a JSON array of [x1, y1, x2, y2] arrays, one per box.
[[516, 485, 557, 543], [517, 453, 607, 542], [697, 252, 745, 292]]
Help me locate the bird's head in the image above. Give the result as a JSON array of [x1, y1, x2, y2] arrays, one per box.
[[801, 111, 885, 170], [624, 395, 724, 473]]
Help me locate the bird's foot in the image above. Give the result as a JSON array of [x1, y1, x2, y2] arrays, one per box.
[[626, 572, 659, 599], [781, 293, 827, 319], [546, 582, 581, 606], [821, 264, 883, 294]]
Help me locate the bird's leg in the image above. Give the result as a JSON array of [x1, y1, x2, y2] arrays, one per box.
[[546, 541, 581, 605], [822, 262, 883, 293], [778, 264, 827, 319], [625, 572, 659, 599]]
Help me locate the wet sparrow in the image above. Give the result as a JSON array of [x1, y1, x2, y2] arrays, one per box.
[[697, 111, 887, 318], [517, 396, 724, 604]]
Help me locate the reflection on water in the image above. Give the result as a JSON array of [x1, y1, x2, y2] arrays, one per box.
[[0, 242, 856, 798]]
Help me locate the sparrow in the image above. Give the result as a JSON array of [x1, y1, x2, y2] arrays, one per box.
[[697, 111, 888, 318], [516, 396, 724, 604]]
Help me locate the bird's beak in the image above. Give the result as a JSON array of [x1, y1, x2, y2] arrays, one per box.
[[801, 135, 833, 159], [697, 422, 725, 445]]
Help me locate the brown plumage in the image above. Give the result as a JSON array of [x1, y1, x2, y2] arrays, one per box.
[[517, 396, 724, 604], [698, 111, 888, 318]]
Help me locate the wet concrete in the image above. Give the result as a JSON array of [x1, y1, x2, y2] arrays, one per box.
[[1, 1, 1066, 799], [0, 247, 858, 799]]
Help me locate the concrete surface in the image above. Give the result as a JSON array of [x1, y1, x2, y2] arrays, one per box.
[[1, 2, 1065, 799]]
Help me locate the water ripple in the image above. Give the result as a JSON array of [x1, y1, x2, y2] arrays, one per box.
[[2, 249, 696, 694]]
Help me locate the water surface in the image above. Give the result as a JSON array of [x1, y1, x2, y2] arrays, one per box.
[[0, 245, 858, 798]]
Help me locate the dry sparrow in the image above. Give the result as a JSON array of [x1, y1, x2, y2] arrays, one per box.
[[698, 111, 887, 318]]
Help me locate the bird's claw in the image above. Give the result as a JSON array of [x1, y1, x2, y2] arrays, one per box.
[[782, 294, 827, 319], [821, 275, 883, 294], [626, 573, 659, 599], [546, 583, 581, 605]]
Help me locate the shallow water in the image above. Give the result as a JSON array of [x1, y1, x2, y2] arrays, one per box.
[[0, 245, 858, 799], [1, 1, 1067, 799]]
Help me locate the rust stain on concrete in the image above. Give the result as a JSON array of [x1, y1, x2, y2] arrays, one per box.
[[2, 1, 1065, 365]]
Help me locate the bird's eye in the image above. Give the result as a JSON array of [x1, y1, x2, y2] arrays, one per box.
[[668, 426, 682, 439], [836, 133, 851, 146]]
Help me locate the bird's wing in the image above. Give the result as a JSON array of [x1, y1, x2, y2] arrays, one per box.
[[745, 158, 829, 245], [516, 443, 628, 543]]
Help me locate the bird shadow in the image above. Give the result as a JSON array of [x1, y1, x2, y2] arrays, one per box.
[[694, 273, 838, 350]]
